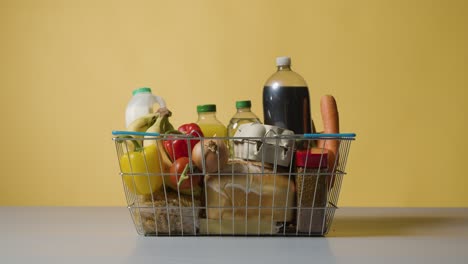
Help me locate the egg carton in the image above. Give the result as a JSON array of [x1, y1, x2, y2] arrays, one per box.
[[232, 123, 295, 167]]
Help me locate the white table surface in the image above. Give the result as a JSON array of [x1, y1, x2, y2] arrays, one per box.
[[1, 207, 467, 263]]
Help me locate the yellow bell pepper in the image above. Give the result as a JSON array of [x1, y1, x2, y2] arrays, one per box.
[[119, 142, 164, 195]]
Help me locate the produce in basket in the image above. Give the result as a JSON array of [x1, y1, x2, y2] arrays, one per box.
[[125, 113, 158, 150], [119, 140, 163, 195], [165, 157, 202, 196], [127, 113, 158, 133], [142, 111, 176, 172], [204, 159, 295, 222], [191, 139, 229, 173], [163, 123, 204, 162], [317, 95, 340, 187], [138, 113, 205, 196]]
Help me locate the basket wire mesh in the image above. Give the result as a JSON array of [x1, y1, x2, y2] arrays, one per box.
[[113, 132, 355, 236]]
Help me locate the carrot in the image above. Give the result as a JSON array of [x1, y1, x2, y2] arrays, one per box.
[[317, 95, 339, 188]]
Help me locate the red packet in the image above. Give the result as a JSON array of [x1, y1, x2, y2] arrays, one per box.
[[295, 148, 328, 169]]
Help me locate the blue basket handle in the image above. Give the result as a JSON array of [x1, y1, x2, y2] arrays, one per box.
[[112, 130, 160, 137], [112, 131, 356, 138], [303, 133, 356, 139]]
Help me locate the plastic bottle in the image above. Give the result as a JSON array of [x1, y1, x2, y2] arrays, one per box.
[[227, 100, 261, 155], [196, 104, 227, 137], [125, 87, 166, 128], [262, 56, 314, 134]]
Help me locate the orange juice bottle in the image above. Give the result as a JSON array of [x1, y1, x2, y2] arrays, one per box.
[[196, 104, 227, 138]]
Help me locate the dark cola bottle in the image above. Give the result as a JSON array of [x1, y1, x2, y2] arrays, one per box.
[[263, 56, 314, 135]]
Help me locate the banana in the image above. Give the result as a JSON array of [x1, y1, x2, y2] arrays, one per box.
[[122, 113, 158, 152], [143, 118, 159, 146], [143, 111, 174, 172], [127, 113, 158, 133]]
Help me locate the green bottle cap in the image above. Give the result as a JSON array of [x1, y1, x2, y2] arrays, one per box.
[[236, 100, 252, 109], [197, 104, 216, 113], [132, 87, 152, 96]]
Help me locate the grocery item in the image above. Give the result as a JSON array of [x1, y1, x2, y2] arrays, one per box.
[[125, 87, 167, 128], [227, 100, 261, 156], [163, 123, 204, 162], [132, 191, 200, 235], [205, 160, 295, 222], [166, 157, 202, 196], [317, 95, 340, 187], [191, 139, 229, 173], [227, 100, 261, 135], [196, 104, 227, 137], [124, 113, 158, 151], [142, 112, 174, 172], [118, 141, 163, 195], [176, 123, 204, 151], [263, 56, 314, 134], [295, 148, 328, 233], [144, 110, 174, 145], [126, 113, 158, 133], [233, 123, 294, 167], [295, 148, 329, 169]]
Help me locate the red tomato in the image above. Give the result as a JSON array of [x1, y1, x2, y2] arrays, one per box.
[[169, 157, 202, 189]]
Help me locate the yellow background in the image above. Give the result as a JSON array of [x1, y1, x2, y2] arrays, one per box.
[[1, 0, 467, 207]]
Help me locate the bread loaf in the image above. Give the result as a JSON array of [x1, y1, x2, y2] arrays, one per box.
[[205, 160, 295, 222]]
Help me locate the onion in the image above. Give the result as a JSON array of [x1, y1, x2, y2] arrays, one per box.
[[192, 139, 228, 173]]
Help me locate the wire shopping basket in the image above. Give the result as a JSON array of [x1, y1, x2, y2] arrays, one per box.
[[112, 130, 356, 236]]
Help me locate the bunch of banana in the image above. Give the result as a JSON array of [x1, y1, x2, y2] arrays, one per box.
[[126, 113, 158, 133], [126, 110, 174, 172], [143, 110, 174, 172], [123, 113, 158, 152]]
